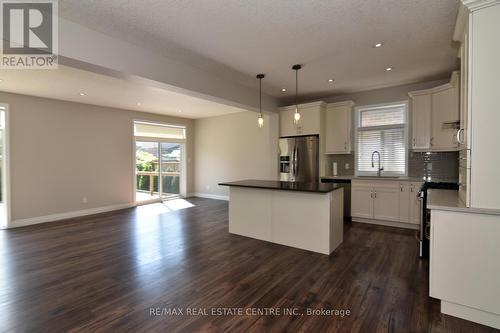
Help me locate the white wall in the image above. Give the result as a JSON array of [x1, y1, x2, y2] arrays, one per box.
[[0, 92, 194, 223], [194, 111, 279, 199]]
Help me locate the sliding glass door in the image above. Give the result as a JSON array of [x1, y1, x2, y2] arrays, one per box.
[[136, 141, 160, 202], [160, 142, 181, 199], [135, 141, 183, 202]]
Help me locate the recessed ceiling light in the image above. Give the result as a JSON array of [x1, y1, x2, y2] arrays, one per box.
[[328, 79, 334, 83], [281, 88, 287, 92], [79, 92, 86, 96], [137, 102, 141, 106], [178, 109, 182, 113], [374, 42, 383, 48], [0, 79, 3, 83], [385, 67, 393, 71]]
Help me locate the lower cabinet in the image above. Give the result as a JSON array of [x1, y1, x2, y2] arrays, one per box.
[[409, 182, 422, 224], [373, 184, 400, 222], [352, 180, 422, 225], [399, 182, 410, 222], [430, 209, 500, 328], [351, 184, 373, 219]]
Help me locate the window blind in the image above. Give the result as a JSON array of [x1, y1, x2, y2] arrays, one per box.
[[134, 122, 186, 140], [356, 103, 407, 176]]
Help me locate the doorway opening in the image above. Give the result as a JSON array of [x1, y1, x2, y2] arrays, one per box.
[[134, 121, 186, 203]]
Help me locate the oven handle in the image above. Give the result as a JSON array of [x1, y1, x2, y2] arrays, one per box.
[[425, 223, 431, 240], [418, 190, 424, 242]]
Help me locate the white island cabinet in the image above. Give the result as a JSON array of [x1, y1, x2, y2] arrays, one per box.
[[219, 180, 344, 255]]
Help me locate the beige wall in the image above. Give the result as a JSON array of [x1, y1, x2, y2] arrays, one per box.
[[0, 92, 194, 221], [194, 111, 279, 198]]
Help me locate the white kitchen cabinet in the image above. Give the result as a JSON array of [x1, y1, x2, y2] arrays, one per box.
[[279, 102, 324, 137], [408, 71, 460, 152], [409, 93, 432, 150], [431, 79, 460, 151], [324, 101, 354, 154], [351, 184, 373, 219], [458, 26, 471, 150], [409, 182, 422, 225], [373, 184, 400, 222], [399, 182, 410, 223], [352, 180, 421, 226], [430, 209, 500, 329]]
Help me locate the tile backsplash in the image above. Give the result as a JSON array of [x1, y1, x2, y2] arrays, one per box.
[[324, 151, 458, 181], [408, 151, 458, 181], [324, 154, 355, 176]]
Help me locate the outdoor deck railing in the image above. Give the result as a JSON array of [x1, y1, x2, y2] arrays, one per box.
[[136, 171, 180, 195]]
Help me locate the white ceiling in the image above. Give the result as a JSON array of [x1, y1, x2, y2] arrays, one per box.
[[0, 65, 246, 119], [59, 0, 460, 100]]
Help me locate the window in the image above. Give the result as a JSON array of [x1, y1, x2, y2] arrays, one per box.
[[355, 102, 407, 176]]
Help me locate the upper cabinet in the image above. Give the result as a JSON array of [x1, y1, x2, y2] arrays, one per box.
[[324, 101, 354, 154], [410, 93, 432, 150], [279, 102, 324, 137], [409, 71, 460, 152]]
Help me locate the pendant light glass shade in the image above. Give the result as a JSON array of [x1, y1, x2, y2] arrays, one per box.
[[257, 115, 264, 128], [292, 64, 302, 126], [256, 73, 265, 129]]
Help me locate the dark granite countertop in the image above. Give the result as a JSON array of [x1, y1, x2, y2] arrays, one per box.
[[218, 179, 341, 193]]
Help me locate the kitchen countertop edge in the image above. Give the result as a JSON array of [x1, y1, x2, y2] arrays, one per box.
[[219, 179, 342, 194], [427, 189, 500, 216]]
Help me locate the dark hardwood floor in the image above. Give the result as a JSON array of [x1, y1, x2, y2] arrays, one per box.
[[1, 198, 497, 333]]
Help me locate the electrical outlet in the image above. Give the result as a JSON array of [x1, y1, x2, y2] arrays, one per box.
[[427, 163, 433, 171], [205, 185, 210, 191], [82, 197, 88, 204], [345, 163, 350, 170]]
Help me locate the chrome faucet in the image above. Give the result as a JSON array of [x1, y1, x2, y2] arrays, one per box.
[[371, 151, 384, 176]]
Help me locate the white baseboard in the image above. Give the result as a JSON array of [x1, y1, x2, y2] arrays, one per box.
[[352, 217, 420, 230], [442, 301, 500, 330], [10, 202, 137, 229], [193, 193, 229, 201]]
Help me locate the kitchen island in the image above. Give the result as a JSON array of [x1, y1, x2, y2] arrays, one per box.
[[218, 179, 344, 255]]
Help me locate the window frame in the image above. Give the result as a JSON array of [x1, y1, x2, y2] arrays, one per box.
[[354, 101, 409, 177]]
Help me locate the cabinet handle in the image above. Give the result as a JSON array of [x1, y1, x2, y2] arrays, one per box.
[[374, 191, 377, 198], [413, 138, 416, 147], [370, 191, 373, 199], [430, 137, 434, 147], [456, 128, 464, 145], [400, 186, 403, 192], [344, 142, 347, 150]]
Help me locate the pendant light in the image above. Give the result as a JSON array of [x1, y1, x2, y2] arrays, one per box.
[[292, 64, 302, 126], [256, 73, 265, 128]]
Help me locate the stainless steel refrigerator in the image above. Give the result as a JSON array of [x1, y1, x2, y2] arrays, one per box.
[[279, 135, 319, 182]]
